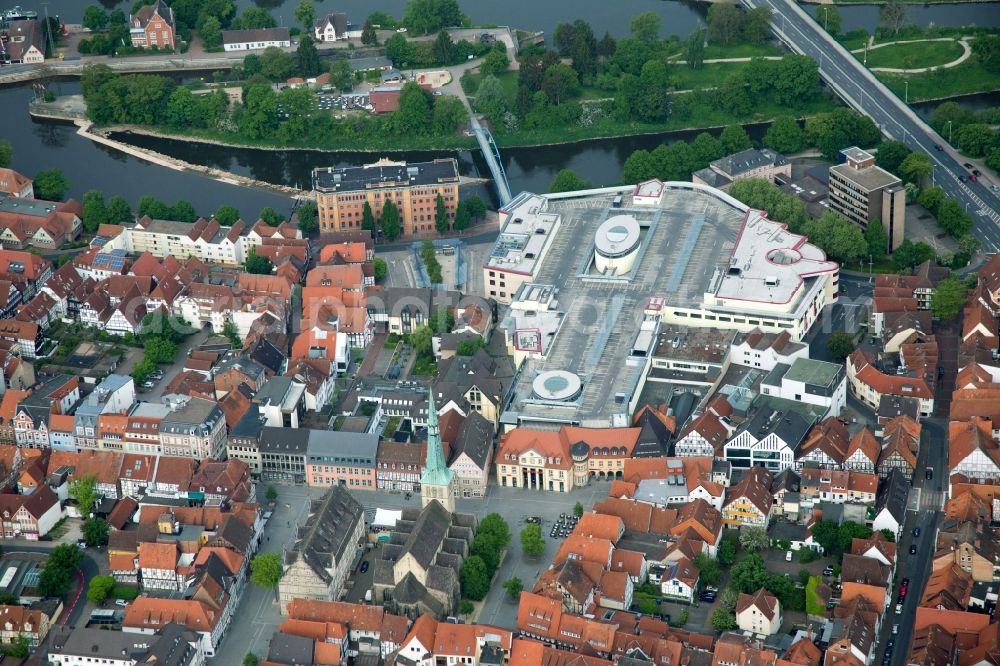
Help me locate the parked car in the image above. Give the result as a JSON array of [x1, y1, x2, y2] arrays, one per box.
[[895, 603, 903, 614], [960, 175, 968, 182], [360, 561, 369, 573], [909, 544, 917, 554], [786, 551, 793, 562], [76, 540, 87, 549], [925, 467, 933, 480], [973, 169, 982, 176], [887, 638, 896, 652], [971, 173, 979, 182], [699, 592, 716, 603], [934, 144, 943, 151], [964, 162, 974, 169], [892, 624, 899, 635], [115, 599, 129, 607], [823, 566, 834, 576]]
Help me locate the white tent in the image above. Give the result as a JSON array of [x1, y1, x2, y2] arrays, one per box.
[[372, 508, 402, 529]]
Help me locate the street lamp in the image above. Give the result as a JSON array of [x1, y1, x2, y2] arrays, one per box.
[[904, 80, 909, 105], [948, 120, 953, 144]]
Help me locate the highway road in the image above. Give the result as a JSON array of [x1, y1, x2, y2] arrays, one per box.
[[743, 0, 1000, 253]]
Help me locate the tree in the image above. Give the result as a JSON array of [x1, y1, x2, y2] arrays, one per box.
[[296, 201, 318, 234], [718, 531, 739, 565], [434, 193, 449, 233], [293, 0, 315, 31], [502, 577, 523, 601], [573, 502, 584, 518], [972, 34, 1000, 73], [876, 140, 911, 175], [82, 517, 109, 547], [541, 63, 579, 105], [106, 195, 132, 224], [810, 519, 840, 554], [953, 123, 997, 157], [361, 19, 377, 45], [83, 5, 109, 31], [87, 575, 115, 604], [474, 75, 507, 121], [69, 475, 99, 516], [260, 47, 295, 81], [835, 522, 873, 552], [395, 82, 433, 134], [931, 278, 967, 321], [879, 0, 906, 36], [937, 198, 973, 238], [259, 207, 285, 226], [549, 169, 591, 193], [403, 0, 465, 35], [266, 485, 278, 502], [738, 526, 771, 552], [481, 46, 510, 76], [250, 552, 283, 600], [899, 152, 933, 185], [34, 168, 70, 201], [865, 218, 889, 260], [328, 60, 353, 93], [384, 33, 413, 67], [826, 331, 856, 363], [707, 4, 743, 45], [686, 29, 706, 70], [743, 7, 772, 45], [0, 140, 11, 168], [817, 5, 842, 35], [243, 654, 260, 666], [380, 200, 401, 240], [763, 116, 805, 154], [597, 32, 616, 59], [918, 187, 946, 215], [244, 247, 273, 275], [630, 12, 661, 44], [460, 555, 490, 600], [880, 529, 897, 542], [374, 258, 387, 282], [465, 196, 487, 221], [199, 15, 223, 48], [170, 200, 197, 223], [38, 544, 83, 597], [520, 524, 546, 557], [720, 125, 752, 155], [360, 201, 375, 232], [296, 35, 322, 77], [223, 319, 241, 349], [232, 7, 277, 31], [214, 205, 240, 225], [432, 30, 456, 65], [243, 53, 262, 78], [694, 553, 722, 587], [82, 190, 108, 234], [711, 609, 738, 632]]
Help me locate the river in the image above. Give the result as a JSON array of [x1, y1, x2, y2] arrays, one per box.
[[3, 1, 999, 216], [37, 0, 1000, 41]]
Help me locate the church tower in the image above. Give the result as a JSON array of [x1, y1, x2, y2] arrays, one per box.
[[420, 388, 456, 512]]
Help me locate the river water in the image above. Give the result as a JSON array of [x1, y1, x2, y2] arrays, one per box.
[[38, 0, 1000, 40], [3, 1, 999, 216]]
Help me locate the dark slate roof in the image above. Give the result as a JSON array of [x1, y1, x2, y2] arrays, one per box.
[[741, 408, 814, 451], [285, 485, 364, 583], [313, 160, 459, 194], [400, 500, 452, 571], [259, 426, 310, 454], [450, 411, 493, 470], [246, 338, 286, 376], [393, 571, 446, 616], [633, 411, 671, 458], [230, 405, 267, 440], [144, 623, 200, 666], [213, 515, 253, 553], [267, 631, 314, 666], [877, 468, 909, 523]]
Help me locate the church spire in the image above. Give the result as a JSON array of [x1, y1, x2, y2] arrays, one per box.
[[420, 387, 454, 511], [424, 388, 446, 474]]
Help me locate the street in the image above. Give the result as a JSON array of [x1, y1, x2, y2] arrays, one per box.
[[747, 0, 1000, 254]]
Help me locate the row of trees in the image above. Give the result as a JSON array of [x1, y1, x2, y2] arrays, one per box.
[[929, 100, 1000, 169], [622, 125, 753, 184], [384, 31, 494, 69], [459, 514, 511, 601], [706, 4, 772, 46]]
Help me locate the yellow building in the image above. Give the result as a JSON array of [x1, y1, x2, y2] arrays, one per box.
[[313, 158, 460, 237]]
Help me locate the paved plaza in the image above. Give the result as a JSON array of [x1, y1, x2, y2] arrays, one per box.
[[211, 479, 612, 663]]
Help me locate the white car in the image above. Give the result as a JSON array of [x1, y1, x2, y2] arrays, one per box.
[[115, 599, 129, 607], [396, 27, 407, 33], [785, 551, 793, 562], [895, 603, 903, 615]]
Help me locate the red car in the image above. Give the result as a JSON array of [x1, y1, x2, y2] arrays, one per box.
[[970, 174, 978, 182]]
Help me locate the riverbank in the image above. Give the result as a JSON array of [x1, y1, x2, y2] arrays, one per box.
[[76, 121, 305, 197]]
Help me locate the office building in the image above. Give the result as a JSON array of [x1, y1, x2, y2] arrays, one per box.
[[828, 147, 905, 252]]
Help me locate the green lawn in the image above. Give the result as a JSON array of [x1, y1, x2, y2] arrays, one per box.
[[862, 40, 964, 69], [672, 62, 751, 91], [805, 576, 825, 615], [879, 60, 1000, 101]]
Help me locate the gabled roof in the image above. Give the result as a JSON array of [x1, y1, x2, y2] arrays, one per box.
[[736, 588, 779, 620]]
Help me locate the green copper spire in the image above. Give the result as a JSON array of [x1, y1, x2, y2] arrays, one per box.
[[420, 388, 453, 487]]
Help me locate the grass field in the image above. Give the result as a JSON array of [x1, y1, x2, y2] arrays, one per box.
[[862, 39, 964, 69], [879, 60, 1000, 101]]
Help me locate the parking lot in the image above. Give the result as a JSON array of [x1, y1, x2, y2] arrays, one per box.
[[316, 93, 371, 113]]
